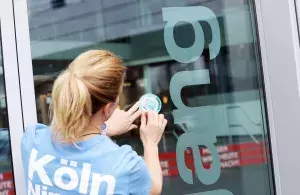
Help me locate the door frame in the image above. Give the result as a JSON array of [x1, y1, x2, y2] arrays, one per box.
[[0, 1, 28, 194], [11, 0, 300, 194], [254, 0, 300, 194]]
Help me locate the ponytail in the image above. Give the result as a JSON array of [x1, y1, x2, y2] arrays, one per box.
[[50, 70, 92, 143]]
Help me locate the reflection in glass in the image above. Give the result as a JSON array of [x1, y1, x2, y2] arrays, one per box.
[[0, 29, 15, 194], [27, 0, 275, 194]]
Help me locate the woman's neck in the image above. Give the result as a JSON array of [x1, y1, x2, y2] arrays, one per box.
[[82, 112, 106, 140]]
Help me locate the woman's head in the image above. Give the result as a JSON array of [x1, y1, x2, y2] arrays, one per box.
[[50, 50, 126, 143]]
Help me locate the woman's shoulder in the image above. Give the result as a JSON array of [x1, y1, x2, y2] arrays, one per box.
[[22, 123, 50, 145], [112, 144, 145, 170], [115, 144, 140, 157], [24, 123, 48, 132], [24, 123, 49, 136]]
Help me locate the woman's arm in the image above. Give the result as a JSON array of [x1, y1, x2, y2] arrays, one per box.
[[140, 111, 167, 195], [143, 144, 162, 195]]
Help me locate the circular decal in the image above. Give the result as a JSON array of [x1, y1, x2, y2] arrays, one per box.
[[139, 94, 162, 113]]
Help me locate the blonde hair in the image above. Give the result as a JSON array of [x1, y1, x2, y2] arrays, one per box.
[[50, 50, 126, 143]]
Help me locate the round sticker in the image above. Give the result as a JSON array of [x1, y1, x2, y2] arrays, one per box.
[[139, 94, 162, 113]]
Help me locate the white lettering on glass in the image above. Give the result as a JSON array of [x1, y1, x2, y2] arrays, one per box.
[[162, 6, 234, 195]]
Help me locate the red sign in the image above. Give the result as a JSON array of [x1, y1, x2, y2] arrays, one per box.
[[159, 141, 269, 177], [0, 172, 14, 195]]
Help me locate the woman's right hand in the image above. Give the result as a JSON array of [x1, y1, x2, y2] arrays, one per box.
[[105, 102, 141, 137], [140, 111, 167, 146]]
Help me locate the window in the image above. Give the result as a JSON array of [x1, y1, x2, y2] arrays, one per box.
[[51, 0, 65, 8], [26, 0, 275, 194]]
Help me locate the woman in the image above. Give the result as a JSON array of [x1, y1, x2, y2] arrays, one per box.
[[21, 50, 167, 195]]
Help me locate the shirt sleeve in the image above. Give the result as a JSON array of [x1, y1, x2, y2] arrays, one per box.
[[128, 153, 152, 195]]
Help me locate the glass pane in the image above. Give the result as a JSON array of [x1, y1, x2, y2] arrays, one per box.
[[26, 0, 275, 194], [0, 28, 15, 194]]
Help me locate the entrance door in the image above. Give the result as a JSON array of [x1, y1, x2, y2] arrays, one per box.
[[12, 0, 300, 194]]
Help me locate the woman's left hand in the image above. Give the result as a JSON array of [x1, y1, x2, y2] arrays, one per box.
[[105, 102, 142, 137]]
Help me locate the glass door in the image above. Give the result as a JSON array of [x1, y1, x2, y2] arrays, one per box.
[[12, 0, 300, 194], [20, 0, 275, 194]]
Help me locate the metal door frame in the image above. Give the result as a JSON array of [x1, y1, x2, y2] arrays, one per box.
[[11, 0, 300, 194], [0, 1, 28, 194], [254, 0, 300, 194]]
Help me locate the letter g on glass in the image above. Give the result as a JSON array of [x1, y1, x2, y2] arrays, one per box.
[[162, 6, 221, 63]]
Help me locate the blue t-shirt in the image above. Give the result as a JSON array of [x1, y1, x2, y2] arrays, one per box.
[[21, 124, 152, 195]]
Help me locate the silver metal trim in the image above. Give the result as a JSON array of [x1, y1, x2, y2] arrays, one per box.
[[254, 0, 282, 194], [255, 0, 300, 194], [14, 0, 38, 127], [0, 0, 26, 194]]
